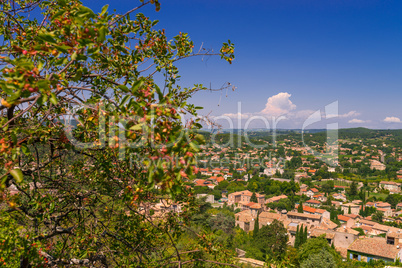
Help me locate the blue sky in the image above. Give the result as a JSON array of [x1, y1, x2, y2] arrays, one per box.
[[84, 0, 402, 129]]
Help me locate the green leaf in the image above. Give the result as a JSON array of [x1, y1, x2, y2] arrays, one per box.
[[132, 79, 144, 93], [37, 60, 45, 70], [195, 134, 205, 143], [37, 94, 48, 105], [148, 166, 154, 184], [189, 142, 199, 152], [37, 80, 50, 91], [10, 169, 23, 183], [21, 144, 30, 155], [11, 133, 17, 145], [154, 84, 163, 100], [129, 123, 145, 131], [118, 85, 129, 92], [55, 45, 71, 54], [98, 26, 107, 43], [72, 69, 82, 82], [50, 92, 58, 105], [77, 6, 95, 18], [119, 95, 130, 107], [52, 10, 65, 18], [100, 4, 109, 16], [193, 123, 203, 129], [57, 0, 67, 7], [71, 51, 78, 60], [38, 33, 57, 44]]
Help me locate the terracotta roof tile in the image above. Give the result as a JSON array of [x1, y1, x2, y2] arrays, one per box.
[[310, 228, 335, 239], [287, 211, 321, 220], [348, 237, 402, 260], [338, 215, 352, 222], [343, 214, 360, 219], [306, 199, 321, 204]]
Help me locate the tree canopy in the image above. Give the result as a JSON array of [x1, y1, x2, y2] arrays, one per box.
[[300, 248, 337, 268], [253, 219, 288, 261], [298, 236, 342, 266], [0, 0, 234, 266]]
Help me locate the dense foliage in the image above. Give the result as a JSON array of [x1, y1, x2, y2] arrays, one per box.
[[0, 0, 235, 266]]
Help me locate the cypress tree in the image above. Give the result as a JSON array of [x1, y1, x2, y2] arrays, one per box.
[[298, 202, 304, 213], [295, 225, 300, 248], [330, 208, 335, 221], [362, 190, 366, 204], [299, 225, 304, 246], [253, 214, 259, 239], [304, 225, 308, 244], [250, 192, 258, 203], [348, 205, 351, 214]]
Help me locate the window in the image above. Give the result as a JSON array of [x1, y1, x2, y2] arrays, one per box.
[[387, 237, 395, 245], [353, 254, 359, 260]]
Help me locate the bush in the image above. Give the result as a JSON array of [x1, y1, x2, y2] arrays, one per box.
[[300, 248, 337, 268]]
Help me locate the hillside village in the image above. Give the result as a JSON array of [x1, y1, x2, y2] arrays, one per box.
[[188, 129, 402, 264], [3, 0, 402, 267], [4, 128, 402, 266]]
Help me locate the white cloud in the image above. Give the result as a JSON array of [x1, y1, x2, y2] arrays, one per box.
[[384, 116, 401, 123], [348, 119, 366, 124], [221, 113, 250, 119], [338, 111, 360, 118], [215, 92, 367, 129], [260, 92, 296, 117], [290, 109, 316, 120], [322, 110, 361, 119]]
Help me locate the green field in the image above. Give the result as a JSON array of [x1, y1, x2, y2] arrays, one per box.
[[314, 180, 351, 187], [366, 192, 388, 200]]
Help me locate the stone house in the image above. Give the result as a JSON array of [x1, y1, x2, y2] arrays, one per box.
[[341, 203, 360, 215], [265, 194, 288, 204], [242, 202, 262, 217], [196, 194, 215, 204], [235, 210, 284, 232], [235, 210, 255, 232], [370, 160, 386, 171], [347, 237, 402, 262], [338, 215, 355, 228], [297, 205, 330, 219], [228, 190, 265, 206], [310, 228, 358, 249], [305, 199, 321, 208], [286, 211, 322, 225], [315, 208, 330, 219], [379, 181, 401, 193], [312, 193, 327, 202], [332, 193, 347, 202], [306, 188, 319, 198]]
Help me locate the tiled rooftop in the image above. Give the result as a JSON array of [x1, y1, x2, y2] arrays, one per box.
[[348, 237, 401, 260]]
